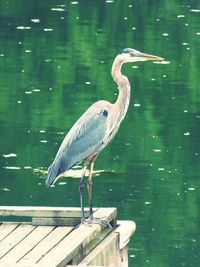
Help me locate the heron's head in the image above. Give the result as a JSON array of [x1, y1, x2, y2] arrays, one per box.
[[119, 48, 163, 63]]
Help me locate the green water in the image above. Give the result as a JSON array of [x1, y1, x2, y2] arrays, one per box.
[[0, 0, 200, 266]]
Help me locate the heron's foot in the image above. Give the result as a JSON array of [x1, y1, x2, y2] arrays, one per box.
[[87, 217, 113, 229], [81, 219, 93, 227], [75, 218, 92, 228], [76, 217, 113, 229]]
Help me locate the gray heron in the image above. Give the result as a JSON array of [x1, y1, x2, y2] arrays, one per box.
[[46, 48, 163, 223]]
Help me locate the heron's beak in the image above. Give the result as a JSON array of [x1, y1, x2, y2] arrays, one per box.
[[137, 51, 164, 61]]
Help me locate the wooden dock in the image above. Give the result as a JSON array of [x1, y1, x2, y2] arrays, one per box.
[[0, 206, 136, 267]]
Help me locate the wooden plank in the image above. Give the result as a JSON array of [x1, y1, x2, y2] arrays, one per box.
[[38, 224, 101, 267], [1, 266, 104, 267], [93, 207, 117, 228], [78, 232, 119, 266], [0, 225, 35, 258], [1, 226, 54, 263], [18, 226, 73, 265], [0, 223, 19, 241], [37, 208, 117, 267], [32, 217, 80, 226], [0, 206, 96, 218], [115, 220, 136, 249], [79, 221, 136, 266], [0, 264, 38, 267], [71, 227, 112, 266], [68, 266, 109, 267], [0, 222, 32, 225]]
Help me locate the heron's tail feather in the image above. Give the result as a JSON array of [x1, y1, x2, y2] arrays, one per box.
[[45, 165, 59, 187], [45, 157, 69, 187]]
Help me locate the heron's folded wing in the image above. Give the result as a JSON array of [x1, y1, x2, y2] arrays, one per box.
[[60, 108, 108, 165], [46, 106, 108, 187]]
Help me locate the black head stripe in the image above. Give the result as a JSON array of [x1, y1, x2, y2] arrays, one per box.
[[121, 48, 131, 54]]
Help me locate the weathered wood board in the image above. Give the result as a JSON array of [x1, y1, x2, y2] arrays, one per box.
[[0, 206, 135, 267]]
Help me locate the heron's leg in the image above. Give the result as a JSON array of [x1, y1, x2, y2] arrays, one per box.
[[87, 156, 97, 222], [86, 157, 112, 228], [79, 161, 88, 222]]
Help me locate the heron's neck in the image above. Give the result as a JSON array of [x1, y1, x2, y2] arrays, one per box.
[[111, 56, 131, 118]]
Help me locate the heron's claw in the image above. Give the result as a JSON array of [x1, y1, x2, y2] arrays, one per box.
[[76, 216, 113, 229], [87, 217, 113, 229], [82, 219, 93, 227], [76, 218, 92, 228]]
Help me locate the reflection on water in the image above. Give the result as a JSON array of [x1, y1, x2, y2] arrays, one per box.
[[0, 0, 200, 266], [33, 166, 116, 179]]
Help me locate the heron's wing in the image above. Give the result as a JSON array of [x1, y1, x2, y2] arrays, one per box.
[[60, 106, 108, 164], [46, 102, 109, 187]]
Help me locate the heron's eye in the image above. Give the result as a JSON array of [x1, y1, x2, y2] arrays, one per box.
[[99, 109, 108, 117]]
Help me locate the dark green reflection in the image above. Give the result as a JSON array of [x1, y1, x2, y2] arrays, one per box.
[[0, 1, 200, 266]]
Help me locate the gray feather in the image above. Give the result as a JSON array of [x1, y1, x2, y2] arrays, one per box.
[[46, 103, 108, 187]]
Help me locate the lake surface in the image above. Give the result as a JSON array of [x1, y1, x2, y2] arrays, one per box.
[[0, 0, 200, 266]]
